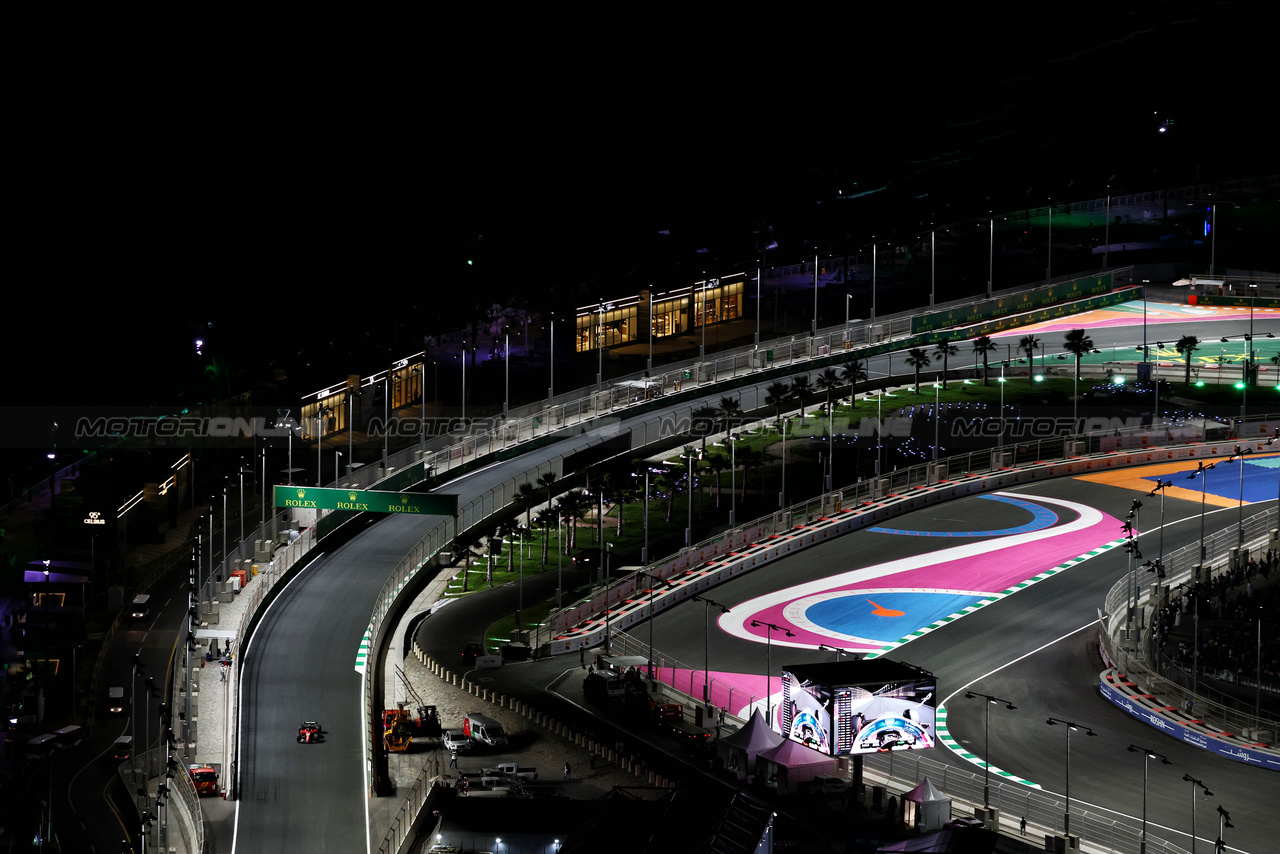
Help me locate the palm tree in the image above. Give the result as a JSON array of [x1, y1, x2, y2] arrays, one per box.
[[654, 469, 680, 523], [453, 533, 484, 592], [484, 528, 504, 587], [556, 489, 587, 552], [717, 395, 742, 433], [765, 380, 791, 426], [516, 482, 537, 530], [790, 375, 812, 425], [535, 508, 555, 564], [816, 368, 841, 414], [691, 404, 720, 453], [841, 360, 868, 401], [905, 348, 932, 392], [537, 471, 557, 531], [1062, 328, 1095, 379], [972, 336, 998, 385], [612, 478, 636, 536], [1019, 334, 1040, 381], [496, 519, 518, 574], [704, 451, 729, 507], [932, 341, 959, 389], [1176, 335, 1200, 385]]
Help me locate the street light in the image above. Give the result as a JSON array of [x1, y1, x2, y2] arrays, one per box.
[[1127, 744, 1172, 854], [779, 416, 791, 508], [1215, 805, 1234, 854], [1123, 500, 1143, 640], [965, 691, 1016, 808], [749, 619, 794, 726], [818, 644, 855, 662], [932, 382, 941, 467], [691, 595, 730, 715], [1147, 478, 1173, 584], [1046, 717, 1096, 838], [1186, 460, 1216, 563], [1182, 774, 1212, 854], [716, 434, 739, 527], [641, 572, 673, 683], [1229, 445, 1251, 546]]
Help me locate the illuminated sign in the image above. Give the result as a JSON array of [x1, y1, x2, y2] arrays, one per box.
[[781, 661, 937, 756], [272, 486, 457, 516], [84, 511, 107, 526]]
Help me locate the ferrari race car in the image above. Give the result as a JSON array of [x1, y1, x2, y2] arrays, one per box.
[[297, 721, 323, 743]]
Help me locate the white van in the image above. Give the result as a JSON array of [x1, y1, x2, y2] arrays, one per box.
[[462, 713, 508, 749], [129, 594, 150, 620]]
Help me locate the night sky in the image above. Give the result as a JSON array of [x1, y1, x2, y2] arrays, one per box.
[[8, 5, 1276, 407]]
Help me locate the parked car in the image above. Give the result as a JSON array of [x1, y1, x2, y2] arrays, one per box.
[[443, 729, 472, 754]]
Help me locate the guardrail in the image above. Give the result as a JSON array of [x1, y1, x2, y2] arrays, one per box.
[[1099, 507, 1279, 741], [171, 271, 1259, 850]]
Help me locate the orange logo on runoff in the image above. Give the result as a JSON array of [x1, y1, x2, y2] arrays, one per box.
[[867, 599, 905, 617]]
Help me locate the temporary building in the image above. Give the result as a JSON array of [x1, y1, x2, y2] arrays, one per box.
[[756, 736, 836, 795], [718, 708, 784, 778], [902, 777, 951, 832]]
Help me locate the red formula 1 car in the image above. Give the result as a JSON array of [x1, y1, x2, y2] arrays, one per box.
[[297, 721, 323, 743]]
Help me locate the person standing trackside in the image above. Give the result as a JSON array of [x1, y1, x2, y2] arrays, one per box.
[[564, 761, 571, 780], [449, 748, 458, 768], [1020, 816, 1027, 836]]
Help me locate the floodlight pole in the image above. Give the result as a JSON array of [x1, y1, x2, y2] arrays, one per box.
[[749, 620, 794, 727], [1047, 717, 1096, 838], [967, 692, 1016, 808], [692, 595, 730, 715], [1129, 744, 1171, 854]]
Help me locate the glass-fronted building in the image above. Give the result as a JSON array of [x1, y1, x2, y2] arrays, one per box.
[[575, 273, 747, 353]]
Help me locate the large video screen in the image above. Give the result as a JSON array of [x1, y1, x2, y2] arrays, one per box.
[[781, 669, 936, 756]]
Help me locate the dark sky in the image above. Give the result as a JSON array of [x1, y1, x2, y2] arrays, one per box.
[[8, 4, 1275, 406]]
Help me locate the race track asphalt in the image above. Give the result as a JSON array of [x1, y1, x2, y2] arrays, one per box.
[[224, 314, 1275, 853]]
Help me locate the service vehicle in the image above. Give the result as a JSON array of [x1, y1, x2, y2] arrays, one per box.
[[188, 765, 218, 795], [583, 670, 626, 702], [129, 594, 151, 620], [645, 701, 712, 755], [482, 761, 537, 781], [469, 778, 527, 797], [461, 642, 484, 664], [107, 686, 126, 714], [383, 704, 414, 752], [26, 733, 58, 760], [297, 721, 323, 743], [442, 729, 472, 754], [53, 725, 86, 748], [112, 735, 133, 759], [462, 712, 508, 749]]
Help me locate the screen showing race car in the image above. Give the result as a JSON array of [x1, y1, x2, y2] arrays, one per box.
[[781, 661, 936, 756]]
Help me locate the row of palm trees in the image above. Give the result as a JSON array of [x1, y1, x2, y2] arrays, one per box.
[[453, 330, 1216, 590], [901, 331, 1208, 390]]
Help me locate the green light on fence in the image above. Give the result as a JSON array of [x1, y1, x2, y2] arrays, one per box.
[[1195, 380, 1205, 387], [1034, 374, 1044, 382], [1113, 375, 1125, 385], [1234, 381, 1246, 390]]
